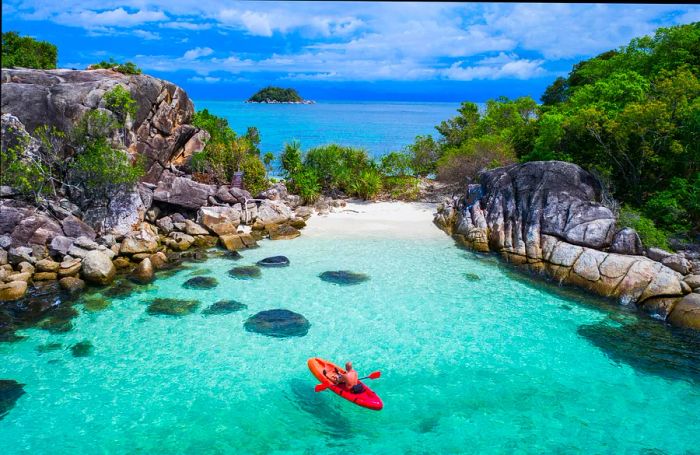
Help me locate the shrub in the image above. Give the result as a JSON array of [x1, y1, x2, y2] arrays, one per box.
[[380, 151, 413, 177], [304, 144, 372, 192], [384, 175, 421, 200], [2, 31, 57, 69], [69, 137, 144, 199], [241, 153, 268, 196], [617, 205, 671, 250], [280, 140, 303, 178], [346, 168, 383, 200], [436, 135, 516, 184], [289, 168, 321, 204], [0, 130, 48, 199], [406, 135, 440, 177], [104, 85, 137, 126], [90, 58, 142, 75]]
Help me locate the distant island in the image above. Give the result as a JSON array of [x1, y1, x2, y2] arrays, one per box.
[[246, 86, 315, 104]]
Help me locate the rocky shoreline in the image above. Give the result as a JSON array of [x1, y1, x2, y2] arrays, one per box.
[[434, 161, 700, 330], [0, 68, 347, 341]]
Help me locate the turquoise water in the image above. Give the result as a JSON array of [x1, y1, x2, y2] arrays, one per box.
[[193, 101, 460, 157], [2, 223, 700, 453]]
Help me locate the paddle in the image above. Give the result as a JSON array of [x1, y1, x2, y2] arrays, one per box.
[[314, 371, 381, 392]]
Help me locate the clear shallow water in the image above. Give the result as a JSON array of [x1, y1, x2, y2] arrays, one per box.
[[2, 229, 700, 454], [193, 101, 460, 158]]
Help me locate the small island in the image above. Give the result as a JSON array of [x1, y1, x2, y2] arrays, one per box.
[[246, 86, 315, 104]]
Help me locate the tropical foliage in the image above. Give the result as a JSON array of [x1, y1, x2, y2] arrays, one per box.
[[191, 109, 269, 195], [1, 31, 57, 69], [90, 58, 142, 75], [248, 86, 303, 103]]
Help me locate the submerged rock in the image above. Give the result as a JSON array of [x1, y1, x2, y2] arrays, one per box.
[[203, 300, 248, 316], [102, 280, 138, 299], [229, 266, 261, 279], [319, 271, 370, 285], [464, 273, 481, 282], [187, 268, 212, 277], [224, 250, 243, 260], [36, 342, 62, 353], [182, 276, 218, 289], [257, 256, 290, 267], [244, 309, 310, 338], [146, 298, 200, 316], [70, 340, 93, 357], [37, 305, 79, 334], [83, 296, 110, 312], [0, 379, 25, 420], [578, 317, 700, 385]]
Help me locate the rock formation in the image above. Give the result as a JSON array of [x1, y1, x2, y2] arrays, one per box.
[[434, 161, 698, 330]]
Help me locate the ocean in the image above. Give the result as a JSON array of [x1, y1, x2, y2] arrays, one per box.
[[193, 100, 461, 158]]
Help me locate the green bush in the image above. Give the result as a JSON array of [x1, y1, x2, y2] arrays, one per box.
[[280, 140, 303, 178], [380, 151, 413, 177], [90, 58, 142, 75], [384, 175, 421, 200], [406, 135, 440, 177], [191, 109, 268, 192], [289, 168, 321, 204], [436, 135, 516, 184], [0, 131, 48, 198], [346, 168, 383, 200], [104, 85, 137, 126], [2, 31, 57, 69], [70, 137, 144, 194], [617, 205, 671, 250], [304, 144, 372, 192]]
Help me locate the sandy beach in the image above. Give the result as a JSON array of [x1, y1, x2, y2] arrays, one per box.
[[302, 199, 443, 239]]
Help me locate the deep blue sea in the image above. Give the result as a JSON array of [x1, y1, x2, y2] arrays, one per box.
[[193, 101, 461, 158]]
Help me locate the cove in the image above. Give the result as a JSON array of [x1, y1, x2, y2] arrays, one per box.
[[1, 203, 699, 453]]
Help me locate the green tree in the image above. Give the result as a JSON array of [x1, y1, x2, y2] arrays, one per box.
[[1, 31, 57, 69], [90, 58, 142, 75]]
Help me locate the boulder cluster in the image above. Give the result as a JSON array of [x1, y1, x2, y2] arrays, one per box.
[[435, 161, 700, 330]]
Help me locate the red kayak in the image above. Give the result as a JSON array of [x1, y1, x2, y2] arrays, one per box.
[[307, 357, 383, 411]]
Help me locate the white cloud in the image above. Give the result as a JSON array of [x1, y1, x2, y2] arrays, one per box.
[[442, 54, 547, 81], [54, 7, 167, 29], [133, 29, 160, 40], [7, 1, 700, 82], [183, 47, 213, 60], [188, 76, 220, 83]]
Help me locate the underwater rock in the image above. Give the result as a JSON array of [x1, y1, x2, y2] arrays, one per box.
[[70, 340, 93, 357], [36, 342, 62, 353], [102, 279, 138, 299], [257, 256, 290, 267], [37, 305, 79, 334], [0, 379, 25, 420], [146, 298, 200, 316], [464, 273, 481, 281], [83, 296, 110, 312], [202, 300, 247, 316], [182, 276, 218, 289], [228, 266, 261, 279], [244, 309, 310, 338], [58, 276, 85, 293], [319, 271, 370, 285], [130, 258, 155, 284], [224, 250, 243, 260], [187, 268, 212, 277], [578, 318, 700, 384]]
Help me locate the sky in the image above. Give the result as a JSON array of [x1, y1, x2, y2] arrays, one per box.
[[2, 1, 699, 102]]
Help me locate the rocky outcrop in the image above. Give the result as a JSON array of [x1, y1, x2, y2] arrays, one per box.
[[435, 161, 696, 330], [1, 68, 206, 183]]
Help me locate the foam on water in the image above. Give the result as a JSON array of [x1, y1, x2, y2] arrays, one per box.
[[2, 221, 700, 453]]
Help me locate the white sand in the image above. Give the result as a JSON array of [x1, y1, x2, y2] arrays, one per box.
[[302, 200, 443, 239]]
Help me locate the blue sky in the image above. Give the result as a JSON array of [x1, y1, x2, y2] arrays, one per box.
[[2, 1, 699, 101]]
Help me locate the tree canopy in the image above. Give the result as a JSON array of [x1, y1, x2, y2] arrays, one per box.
[[1, 31, 57, 69], [248, 86, 304, 103]]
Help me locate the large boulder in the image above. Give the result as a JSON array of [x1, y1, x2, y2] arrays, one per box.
[[1, 68, 205, 184], [60, 215, 96, 240], [81, 250, 116, 285], [197, 206, 242, 235], [0, 201, 63, 247], [667, 294, 700, 330], [120, 223, 159, 255], [256, 200, 293, 225], [610, 228, 643, 256], [152, 170, 215, 209]]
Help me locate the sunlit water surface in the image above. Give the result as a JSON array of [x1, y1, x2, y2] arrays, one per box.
[[2, 218, 699, 454]]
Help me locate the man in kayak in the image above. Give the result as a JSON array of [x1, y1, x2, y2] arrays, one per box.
[[332, 362, 364, 394]]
